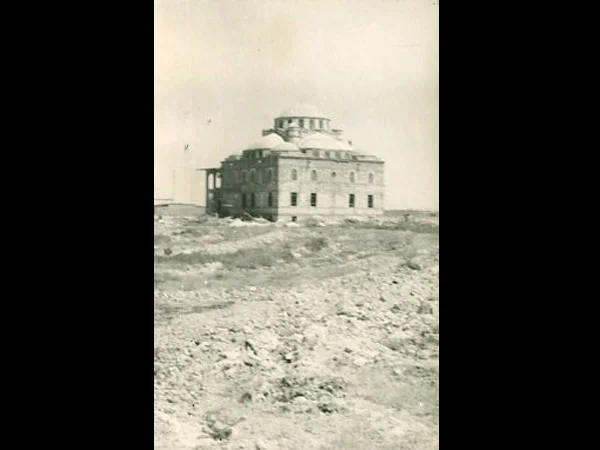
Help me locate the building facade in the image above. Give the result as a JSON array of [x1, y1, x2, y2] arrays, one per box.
[[200, 104, 385, 221]]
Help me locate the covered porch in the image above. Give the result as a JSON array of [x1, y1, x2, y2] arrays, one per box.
[[196, 168, 222, 215]]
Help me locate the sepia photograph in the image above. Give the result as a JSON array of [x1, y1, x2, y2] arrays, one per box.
[[155, 0, 438, 448]]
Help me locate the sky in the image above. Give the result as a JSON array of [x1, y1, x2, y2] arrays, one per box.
[[154, 0, 438, 210]]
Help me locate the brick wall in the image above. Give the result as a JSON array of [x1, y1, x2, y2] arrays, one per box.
[[219, 154, 279, 219], [217, 153, 384, 221], [276, 156, 384, 221]]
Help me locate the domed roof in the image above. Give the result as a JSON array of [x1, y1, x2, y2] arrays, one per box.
[[274, 141, 300, 151], [336, 140, 353, 151], [298, 133, 348, 151], [278, 103, 327, 119], [247, 133, 284, 150]]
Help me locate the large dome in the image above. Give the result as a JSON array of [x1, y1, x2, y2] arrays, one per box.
[[278, 103, 327, 119], [299, 133, 349, 151], [247, 133, 284, 150], [274, 141, 300, 151], [336, 139, 353, 151]]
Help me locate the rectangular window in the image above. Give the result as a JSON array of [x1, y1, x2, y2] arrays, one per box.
[[349, 194, 355, 208], [299, 119, 304, 128], [290, 192, 298, 207], [310, 193, 317, 207], [250, 193, 256, 208], [268, 192, 273, 207], [368, 195, 374, 208], [242, 193, 247, 208]]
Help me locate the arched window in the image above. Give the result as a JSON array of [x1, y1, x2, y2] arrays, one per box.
[[324, 151, 330, 158], [291, 169, 298, 181], [350, 172, 355, 183], [299, 118, 304, 128], [331, 171, 337, 179], [368, 173, 374, 184], [320, 120, 324, 129], [313, 150, 319, 157], [268, 192, 273, 207], [311, 170, 318, 181]]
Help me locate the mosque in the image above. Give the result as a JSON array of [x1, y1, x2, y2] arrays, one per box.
[[199, 104, 385, 221]]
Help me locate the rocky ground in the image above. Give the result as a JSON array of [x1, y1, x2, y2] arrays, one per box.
[[154, 213, 439, 449]]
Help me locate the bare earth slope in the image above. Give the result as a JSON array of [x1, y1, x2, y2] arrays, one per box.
[[154, 214, 439, 449]]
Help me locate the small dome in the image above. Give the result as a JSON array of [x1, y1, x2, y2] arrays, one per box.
[[298, 133, 347, 151], [273, 142, 300, 151], [247, 133, 284, 150], [278, 103, 327, 119]]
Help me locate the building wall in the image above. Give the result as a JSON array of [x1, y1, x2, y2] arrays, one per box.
[[219, 155, 280, 219], [214, 152, 385, 221], [276, 156, 384, 221]]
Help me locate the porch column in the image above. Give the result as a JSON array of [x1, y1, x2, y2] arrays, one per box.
[[205, 171, 210, 213]]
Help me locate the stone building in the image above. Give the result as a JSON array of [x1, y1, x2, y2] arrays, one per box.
[[200, 104, 385, 221]]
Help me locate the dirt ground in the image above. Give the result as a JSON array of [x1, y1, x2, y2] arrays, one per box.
[[154, 213, 439, 449]]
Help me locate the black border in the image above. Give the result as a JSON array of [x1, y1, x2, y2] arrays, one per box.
[[439, 3, 581, 447], [13, 2, 153, 444]]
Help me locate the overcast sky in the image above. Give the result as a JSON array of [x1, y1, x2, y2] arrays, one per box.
[[155, 0, 438, 210]]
